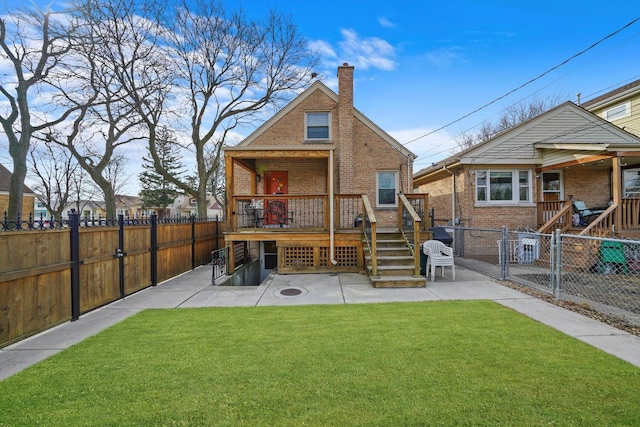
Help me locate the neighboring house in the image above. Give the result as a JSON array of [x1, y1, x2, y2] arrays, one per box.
[[166, 195, 224, 219], [60, 195, 145, 219], [224, 64, 426, 286], [413, 102, 640, 238], [582, 78, 640, 138], [0, 163, 36, 218], [115, 195, 144, 218], [33, 199, 50, 219], [61, 200, 104, 219]]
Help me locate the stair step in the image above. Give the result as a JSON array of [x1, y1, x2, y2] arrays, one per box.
[[367, 265, 416, 276], [366, 256, 414, 268], [370, 275, 426, 288]]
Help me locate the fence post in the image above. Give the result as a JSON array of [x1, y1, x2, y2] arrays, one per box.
[[554, 229, 562, 299], [117, 214, 125, 298], [549, 230, 556, 293], [191, 215, 196, 270], [69, 211, 81, 321], [215, 214, 219, 253], [150, 214, 158, 286], [500, 226, 508, 280]]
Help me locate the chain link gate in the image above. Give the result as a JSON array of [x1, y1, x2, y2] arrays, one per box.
[[451, 226, 640, 326]]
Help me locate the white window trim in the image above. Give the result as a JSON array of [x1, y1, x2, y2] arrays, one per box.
[[603, 101, 631, 121], [376, 170, 398, 208], [541, 171, 564, 201], [475, 169, 534, 205], [304, 111, 332, 141]]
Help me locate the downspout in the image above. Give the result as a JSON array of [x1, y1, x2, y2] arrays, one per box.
[[443, 165, 455, 251], [329, 149, 338, 265]]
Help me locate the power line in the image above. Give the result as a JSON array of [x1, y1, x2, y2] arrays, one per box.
[[403, 16, 640, 146]]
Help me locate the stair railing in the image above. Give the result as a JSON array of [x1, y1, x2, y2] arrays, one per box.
[[579, 204, 617, 237], [361, 195, 378, 276], [398, 193, 422, 276], [537, 204, 572, 234]]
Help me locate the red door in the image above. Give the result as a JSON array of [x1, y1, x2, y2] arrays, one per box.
[[264, 172, 289, 226]]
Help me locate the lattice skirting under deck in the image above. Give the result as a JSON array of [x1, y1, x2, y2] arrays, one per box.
[[279, 245, 362, 272]]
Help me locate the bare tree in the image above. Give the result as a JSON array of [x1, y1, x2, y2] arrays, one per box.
[[458, 95, 565, 149], [44, 0, 152, 217], [0, 6, 78, 219], [28, 140, 79, 218], [135, 0, 319, 217]]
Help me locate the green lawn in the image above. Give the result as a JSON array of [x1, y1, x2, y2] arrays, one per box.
[[1, 301, 639, 426]]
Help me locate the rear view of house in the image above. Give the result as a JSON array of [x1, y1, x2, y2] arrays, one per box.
[[224, 64, 428, 286]]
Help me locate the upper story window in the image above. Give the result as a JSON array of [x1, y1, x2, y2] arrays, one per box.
[[476, 170, 531, 204], [305, 112, 330, 140], [377, 171, 398, 207], [603, 102, 631, 121]]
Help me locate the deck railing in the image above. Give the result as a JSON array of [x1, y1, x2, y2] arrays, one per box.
[[621, 198, 640, 229], [231, 194, 367, 232], [403, 193, 429, 231], [537, 204, 572, 234], [537, 200, 568, 226]]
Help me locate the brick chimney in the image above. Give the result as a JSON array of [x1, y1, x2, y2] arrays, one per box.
[[337, 63, 355, 193]]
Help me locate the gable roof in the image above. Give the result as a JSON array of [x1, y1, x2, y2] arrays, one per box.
[[414, 102, 640, 178], [582, 78, 640, 110], [0, 163, 34, 193], [235, 80, 416, 159]]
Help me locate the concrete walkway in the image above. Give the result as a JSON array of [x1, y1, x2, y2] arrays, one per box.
[[2, 265, 640, 381]]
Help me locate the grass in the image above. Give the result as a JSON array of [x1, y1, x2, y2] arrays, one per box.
[[1, 301, 639, 426]]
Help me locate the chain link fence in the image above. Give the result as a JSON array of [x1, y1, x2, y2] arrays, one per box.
[[450, 227, 640, 326]]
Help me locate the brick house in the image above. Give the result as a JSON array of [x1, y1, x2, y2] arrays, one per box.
[[224, 64, 428, 286], [413, 101, 640, 238], [0, 163, 35, 218]]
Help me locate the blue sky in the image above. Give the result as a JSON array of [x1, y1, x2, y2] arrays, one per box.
[[4, 0, 640, 193], [234, 0, 640, 169]]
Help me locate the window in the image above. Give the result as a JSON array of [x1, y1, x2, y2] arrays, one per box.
[[603, 102, 631, 121], [542, 172, 562, 201], [377, 171, 397, 207], [476, 170, 531, 203], [305, 112, 330, 140]]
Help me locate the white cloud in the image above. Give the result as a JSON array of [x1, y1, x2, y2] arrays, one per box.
[[426, 47, 466, 68], [338, 28, 396, 71], [378, 17, 396, 29], [308, 39, 336, 58]]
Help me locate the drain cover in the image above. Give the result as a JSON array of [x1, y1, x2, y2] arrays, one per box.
[[280, 288, 303, 296]]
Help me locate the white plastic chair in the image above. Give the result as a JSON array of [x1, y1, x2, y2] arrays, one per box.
[[423, 240, 455, 282]]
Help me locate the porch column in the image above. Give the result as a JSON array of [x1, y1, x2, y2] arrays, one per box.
[[613, 156, 621, 233], [225, 155, 234, 231]]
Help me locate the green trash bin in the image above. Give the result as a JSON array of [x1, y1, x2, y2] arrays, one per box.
[[599, 241, 628, 274], [420, 248, 427, 276]]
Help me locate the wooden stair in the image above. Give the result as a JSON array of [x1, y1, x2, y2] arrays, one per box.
[[363, 230, 426, 288]]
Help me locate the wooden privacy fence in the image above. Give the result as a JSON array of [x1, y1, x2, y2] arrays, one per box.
[[0, 214, 225, 348]]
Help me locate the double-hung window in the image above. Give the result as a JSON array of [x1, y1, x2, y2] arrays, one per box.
[[476, 170, 531, 203], [305, 112, 330, 140], [377, 171, 398, 207]]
